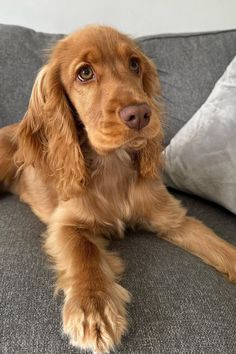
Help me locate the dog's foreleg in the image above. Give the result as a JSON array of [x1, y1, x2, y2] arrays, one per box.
[[132, 181, 236, 282], [44, 203, 130, 353]]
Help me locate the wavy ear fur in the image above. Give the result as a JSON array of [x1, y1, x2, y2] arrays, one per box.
[[15, 63, 87, 200], [138, 51, 164, 179], [138, 136, 164, 179]]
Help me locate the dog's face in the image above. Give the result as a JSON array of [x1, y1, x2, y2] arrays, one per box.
[[18, 26, 163, 198], [56, 26, 162, 154]]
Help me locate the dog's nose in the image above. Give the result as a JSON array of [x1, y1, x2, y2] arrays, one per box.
[[119, 104, 151, 130]]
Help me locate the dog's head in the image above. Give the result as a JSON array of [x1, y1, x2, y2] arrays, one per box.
[[16, 26, 164, 198]]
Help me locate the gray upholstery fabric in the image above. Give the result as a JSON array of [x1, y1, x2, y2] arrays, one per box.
[[0, 24, 63, 128], [138, 30, 236, 144], [164, 56, 236, 214], [1, 24, 236, 354], [1, 191, 236, 354]]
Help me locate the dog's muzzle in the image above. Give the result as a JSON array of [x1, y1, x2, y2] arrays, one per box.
[[119, 103, 151, 130]]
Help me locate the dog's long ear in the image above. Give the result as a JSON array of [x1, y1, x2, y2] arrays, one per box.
[[137, 51, 164, 179], [15, 63, 87, 200], [137, 136, 164, 179]]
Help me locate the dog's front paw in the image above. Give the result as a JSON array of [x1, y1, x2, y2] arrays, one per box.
[[63, 284, 130, 353]]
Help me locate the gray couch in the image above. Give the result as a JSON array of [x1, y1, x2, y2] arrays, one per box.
[[0, 24, 236, 354]]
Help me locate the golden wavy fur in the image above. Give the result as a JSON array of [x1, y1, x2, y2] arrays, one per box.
[[0, 26, 235, 353]]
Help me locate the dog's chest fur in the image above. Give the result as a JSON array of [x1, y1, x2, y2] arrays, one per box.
[[83, 149, 137, 237], [91, 150, 135, 191]]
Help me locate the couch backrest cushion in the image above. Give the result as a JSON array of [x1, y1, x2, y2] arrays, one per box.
[[138, 30, 236, 144], [0, 24, 63, 128]]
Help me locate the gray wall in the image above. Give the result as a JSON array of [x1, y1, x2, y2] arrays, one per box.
[[0, 0, 236, 36]]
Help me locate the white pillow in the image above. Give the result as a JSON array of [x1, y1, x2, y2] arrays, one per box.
[[163, 56, 236, 214]]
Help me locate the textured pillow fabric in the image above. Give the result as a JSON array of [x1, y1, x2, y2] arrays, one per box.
[[163, 56, 236, 214]]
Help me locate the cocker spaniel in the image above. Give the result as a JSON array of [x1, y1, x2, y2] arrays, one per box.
[[0, 26, 235, 353]]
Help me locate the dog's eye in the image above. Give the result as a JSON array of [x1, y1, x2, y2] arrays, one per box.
[[129, 58, 140, 73], [77, 65, 94, 82]]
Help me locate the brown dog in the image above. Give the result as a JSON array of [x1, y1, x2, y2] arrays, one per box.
[[0, 26, 235, 353]]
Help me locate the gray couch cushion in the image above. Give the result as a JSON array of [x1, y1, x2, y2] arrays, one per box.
[[138, 30, 236, 144], [0, 24, 63, 128], [164, 56, 236, 214], [1, 191, 236, 354]]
